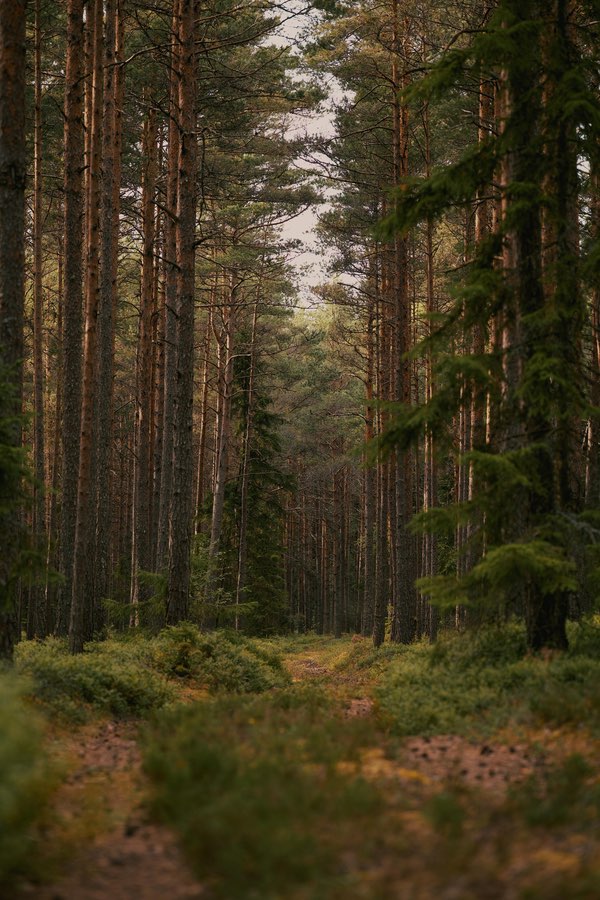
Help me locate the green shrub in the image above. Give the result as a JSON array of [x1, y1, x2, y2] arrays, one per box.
[[144, 686, 381, 899], [508, 754, 600, 828], [376, 624, 600, 737], [376, 644, 501, 736], [335, 639, 407, 674], [429, 621, 528, 669], [0, 675, 54, 886], [16, 637, 174, 719], [567, 616, 600, 658], [148, 624, 290, 693], [424, 790, 466, 840]]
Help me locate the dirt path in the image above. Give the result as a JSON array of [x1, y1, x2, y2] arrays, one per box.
[[20, 641, 552, 899], [283, 644, 542, 796], [21, 720, 204, 900]]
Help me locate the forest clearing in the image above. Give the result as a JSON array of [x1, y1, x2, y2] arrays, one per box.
[[1, 0, 599, 896]]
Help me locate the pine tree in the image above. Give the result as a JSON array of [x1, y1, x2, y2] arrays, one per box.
[[382, 0, 600, 650], [0, 0, 28, 660]]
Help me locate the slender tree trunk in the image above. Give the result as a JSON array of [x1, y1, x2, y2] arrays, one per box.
[[0, 0, 27, 660], [45, 251, 63, 625], [373, 289, 388, 648], [167, 0, 198, 624], [195, 296, 214, 530], [57, 0, 85, 636], [29, 0, 46, 638], [587, 170, 600, 507], [70, 0, 104, 652], [95, 0, 119, 614], [208, 287, 235, 582], [390, 5, 416, 643], [152, 187, 165, 571], [157, 0, 181, 571], [132, 107, 158, 611], [235, 297, 259, 627]]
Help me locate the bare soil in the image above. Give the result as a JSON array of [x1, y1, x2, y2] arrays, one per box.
[[20, 720, 204, 900]]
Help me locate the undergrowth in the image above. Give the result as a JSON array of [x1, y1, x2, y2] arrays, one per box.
[[361, 619, 600, 737], [16, 637, 175, 720], [144, 684, 381, 899], [15, 626, 288, 720], [0, 675, 56, 887], [148, 624, 289, 693]]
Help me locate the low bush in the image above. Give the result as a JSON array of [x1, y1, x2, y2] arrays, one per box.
[[148, 624, 290, 693], [144, 685, 381, 899], [15, 627, 289, 719], [0, 675, 54, 886], [16, 637, 174, 719], [376, 621, 600, 737], [508, 753, 600, 828]]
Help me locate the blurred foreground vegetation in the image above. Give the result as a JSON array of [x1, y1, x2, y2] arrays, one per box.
[[3, 621, 600, 896]]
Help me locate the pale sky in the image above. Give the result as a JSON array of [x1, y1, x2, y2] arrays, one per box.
[[270, 2, 341, 301]]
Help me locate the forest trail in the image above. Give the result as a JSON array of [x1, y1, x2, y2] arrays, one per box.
[[16, 635, 599, 900], [23, 640, 373, 899], [23, 718, 205, 900], [23, 643, 360, 900], [281, 638, 541, 794]]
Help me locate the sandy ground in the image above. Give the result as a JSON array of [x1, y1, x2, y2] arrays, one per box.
[[20, 720, 205, 900]]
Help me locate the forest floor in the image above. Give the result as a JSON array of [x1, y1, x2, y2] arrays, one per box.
[[12, 631, 600, 899], [21, 717, 205, 900]]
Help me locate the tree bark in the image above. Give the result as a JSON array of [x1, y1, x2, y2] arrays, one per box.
[[0, 0, 27, 660], [70, 0, 104, 652], [156, 0, 181, 572], [167, 0, 198, 624], [29, 0, 46, 638], [132, 106, 158, 612], [95, 0, 119, 614]]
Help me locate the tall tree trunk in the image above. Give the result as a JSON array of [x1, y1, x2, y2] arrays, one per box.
[[132, 107, 157, 612], [45, 250, 63, 626], [57, 0, 85, 636], [390, 4, 416, 643], [373, 289, 388, 648], [95, 0, 119, 614], [0, 0, 27, 660], [235, 297, 259, 628], [587, 169, 600, 507], [29, 0, 46, 638], [167, 0, 198, 624], [195, 292, 214, 531], [157, 0, 181, 572], [208, 285, 235, 585], [70, 0, 103, 652], [362, 290, 376, 635]]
